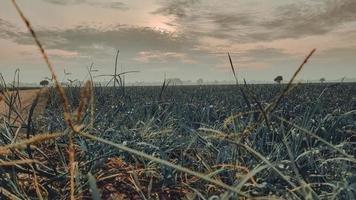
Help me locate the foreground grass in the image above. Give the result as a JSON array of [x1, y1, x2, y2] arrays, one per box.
[[1, 83, 355, 199]]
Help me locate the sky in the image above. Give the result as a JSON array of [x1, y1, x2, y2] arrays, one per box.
[[0, 0, 356, 83]]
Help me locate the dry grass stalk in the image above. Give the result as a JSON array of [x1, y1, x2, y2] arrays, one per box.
[[0, 132, 64, 155], [266, 49, 316, 113], [213, 164, 257, 185], [69, 136, 76, 200], [10, 2, 82, 199], [11, 0, 74, 130], [0, 159, 40, 167], [0, 187, 21, 200], [31, 165, 45, 200], [228, 53, 238, 85], [223, 110, 259, 128], [75, 80, 91, 124], [89, 83, 94, 128]]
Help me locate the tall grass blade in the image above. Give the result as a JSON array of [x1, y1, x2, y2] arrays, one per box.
[[87, 172, 102, 200]]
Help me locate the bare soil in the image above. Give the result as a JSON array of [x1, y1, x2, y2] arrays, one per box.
[[0, 88, 49, 127]]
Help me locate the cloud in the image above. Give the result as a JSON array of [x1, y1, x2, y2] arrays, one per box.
[[42, 0, 129, 10], [153, 0, 200, 18], [0, 18, 20, 39], [260, 0, 356, 40], [99, 2, 129, 10], [0, 0, 354, 83], [135, 50, 197, 64], [153, 0, 356, 43], [47, 49, 82, 59], [0, 18, 195, 65], [215, 47, 290, 70], [231, 48, 292, 63], [317, 46, 356, 62], [87, 1, 130, 10], [206, 13, 255, 30], [1, 14, 209, 77], [42, 0, 86, 5], [153, 0, 265, 43]]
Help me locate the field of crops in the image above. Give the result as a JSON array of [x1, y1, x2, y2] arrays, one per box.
[[0, 1, 355, 199], [1, 82, 355, 199]]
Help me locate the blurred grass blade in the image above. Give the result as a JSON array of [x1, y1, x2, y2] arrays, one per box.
[[228, 53, 238, 85], [227, 53, 251, 110], [87, 172, 102, 200], [0, 187, 21, 200]]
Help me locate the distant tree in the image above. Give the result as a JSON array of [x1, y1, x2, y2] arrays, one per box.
[[274, 75, 283, 84], [320, 77, 326, 83], [167, 78, 183, 85], [40, 80, 49, 87], [197, 78, 204, 85]]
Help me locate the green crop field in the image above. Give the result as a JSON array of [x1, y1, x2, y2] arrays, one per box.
[[1, 83, 355, 199]]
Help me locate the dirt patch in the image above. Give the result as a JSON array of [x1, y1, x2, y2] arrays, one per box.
[[0, 88, 49, 127]]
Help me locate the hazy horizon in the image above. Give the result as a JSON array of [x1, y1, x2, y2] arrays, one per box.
[[1, 0, 356, 83]]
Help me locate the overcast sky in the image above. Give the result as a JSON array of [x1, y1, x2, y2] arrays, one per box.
[[0, 0, 356, 83]]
